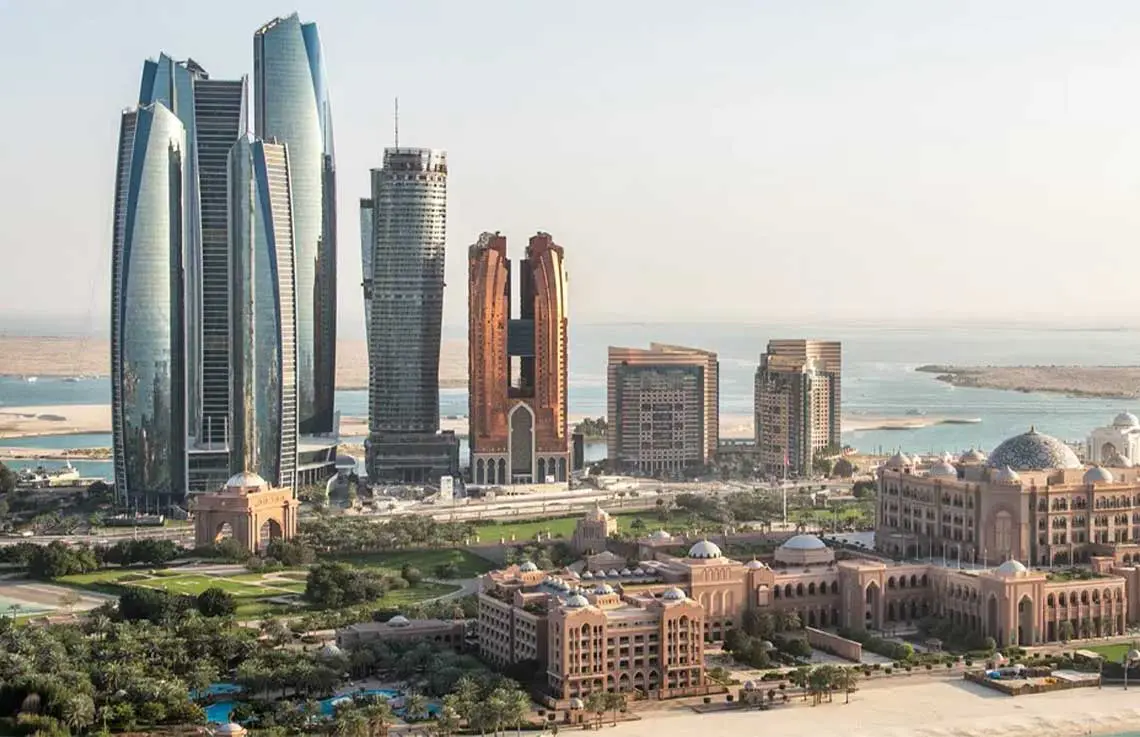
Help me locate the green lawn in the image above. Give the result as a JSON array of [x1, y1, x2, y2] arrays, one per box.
[[1084, 642, 1140, 663], [136, 575, 268, 597], [325, 549, 493, 579]]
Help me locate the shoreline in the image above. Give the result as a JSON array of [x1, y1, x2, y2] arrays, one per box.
[[917, 364, 1140, 400]]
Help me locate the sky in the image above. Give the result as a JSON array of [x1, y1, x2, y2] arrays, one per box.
[[4, 0, 1140, 338]]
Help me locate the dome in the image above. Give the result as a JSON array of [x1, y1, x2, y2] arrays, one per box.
[[620, 568, 632, 576], [519, 561, 538, 572], [215, 723, 248, 737], [632, 567, 646, 576], [780, 534, 827, 551], [759, 640, 775, 651], [1084, 466, 1114, 485], [565, 594, 590, 608], [883, 452, 912, 469], [581, 571, 594, 580], [593, 583, 615, 595], [987, 427, 1081, 471], [319, 643, 344, 658], [745, 558, 767, 570], [1114, 412, 1140, 429], [1106, 450, 1134, 468], [991, 466, 1021, 485], [742, 680, 756, 690], [960, 449, 986, 463], [995, 560, 1028, 577], [225, 471, 267, 490], [607, 569, 621, 577], [649, 529, 671, 540], [569, 698, 585, 710], [928, 461, 958, 479], [662, 587, 687, 601], [388, 615, 411, 626], [687, 539, 723, 559], [335, 454, 358, 470]]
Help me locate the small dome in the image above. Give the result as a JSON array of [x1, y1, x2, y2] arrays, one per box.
[[987, 427, 1081, 471], [607, 568, 621, 577], [319, 643, 344, 658], [742, 680, 756, 690], [687, 539, 723, 559], [215, 724, 248, 737], [335, 454, 358, 469], [620, 568, 632, 576], [928, 461, 958, 479], [569, 698, 585, 710], [759, 640, 775, 651], [519, 561, 538, 572], [1084, 466, 1114, 485], [581, 571, 594, 580], [225, 471, 267, 489], [662, 587, 687, 601], [593, 583, 615, 595], [991, 466, 1021, 485], [649, 529, 671, 540], [388, 615, 411, 626], [995, 560, 1028, 577], [780, 534, 827, 551], [883, 452, 912, 469], [632, 567, 646, 576], [745, 558, 767, 570], [1105, 449, 1133, 468], [565, 594, 590, 608], [1114, 412, 1140, 428], [960, 449, 986, 463]]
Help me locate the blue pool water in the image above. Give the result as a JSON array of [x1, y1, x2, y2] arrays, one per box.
[[202, 687, 437, 724]]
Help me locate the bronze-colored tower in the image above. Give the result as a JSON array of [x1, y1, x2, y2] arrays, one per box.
[[469, 232, 569, 485]]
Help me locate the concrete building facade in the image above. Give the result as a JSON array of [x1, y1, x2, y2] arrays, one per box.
[[754, 340, 841, 477], [607, 344, 718, 475], [469, 232, 569, 485]]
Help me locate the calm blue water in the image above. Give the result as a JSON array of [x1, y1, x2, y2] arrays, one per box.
[[4, 324, 1140, 460]]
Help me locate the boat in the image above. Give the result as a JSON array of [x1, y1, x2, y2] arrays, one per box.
[[24, 376, 37, 383]]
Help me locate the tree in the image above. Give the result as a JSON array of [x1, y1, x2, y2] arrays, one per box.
[[503, 686, 531, 736], [403, 692, 430, 723], [434, 706, 461, 737], [196, 587, 237, 617], [1058, 620, 1075, 643], [60, 693, 95, 733], [0, 461, 15, 494], [333, 704, 369, 737], [604, 692, 625, 725], [585, 692, 606, 730], [305, 562, 387, 608], [401, 564, 424, 586], [57, 590, 81, 615], [833, 667, 859, 704]]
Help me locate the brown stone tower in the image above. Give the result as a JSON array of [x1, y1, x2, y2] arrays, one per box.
[[469, 232, 569, 485]]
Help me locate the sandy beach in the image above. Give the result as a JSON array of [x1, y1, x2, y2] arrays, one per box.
[[918, 364, 1140, 400], [617, 680, 1140, 737]]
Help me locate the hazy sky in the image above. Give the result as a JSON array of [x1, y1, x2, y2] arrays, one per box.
[[4, 0, 1140, 337]]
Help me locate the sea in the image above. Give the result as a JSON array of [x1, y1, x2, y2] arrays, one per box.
[[2, 322, 1139, 480]]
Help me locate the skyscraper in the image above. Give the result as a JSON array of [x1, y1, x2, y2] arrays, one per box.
[[111, 102, 188, 510], [607, 344, 719, 475], [753, 340, 842, 477], [228, 135, 298, 488], [254, 13, 336, 436], [469, 232, 569, 485], [358, 197, 373, 345], [136, 54, 247, 493], [363, 148, 458, 483]]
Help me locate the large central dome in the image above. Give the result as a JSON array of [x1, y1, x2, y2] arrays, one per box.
[[987, 427, 1081, 471]]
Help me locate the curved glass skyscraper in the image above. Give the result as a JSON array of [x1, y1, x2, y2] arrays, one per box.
[[254, 14, 337, 436], [228, 135, 299, 488], [111, 103, 188, 509]]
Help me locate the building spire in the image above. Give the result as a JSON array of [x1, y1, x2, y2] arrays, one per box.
[[394, 96, 399, 148]]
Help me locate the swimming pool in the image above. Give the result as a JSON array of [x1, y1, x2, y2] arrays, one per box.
[[201, 687, 438, 724]]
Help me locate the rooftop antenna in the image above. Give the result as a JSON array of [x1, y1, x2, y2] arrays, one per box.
[[394, 96, 399, 148]]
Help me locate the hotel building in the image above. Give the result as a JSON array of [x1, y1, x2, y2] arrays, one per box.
[[754, 339, 841, 477], [468, 232, 570, 485], [606, 344, 718, 475], [362, 148, 459, 483]]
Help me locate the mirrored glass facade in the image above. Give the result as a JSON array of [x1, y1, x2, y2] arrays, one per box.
[[228, 136, 298, 489], [254, 14, 337, 435], [111, 103, 188, 508]]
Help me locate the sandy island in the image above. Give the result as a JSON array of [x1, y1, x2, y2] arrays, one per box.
[[618, 680, 1140, 737], [919, 364, 1140, 400]]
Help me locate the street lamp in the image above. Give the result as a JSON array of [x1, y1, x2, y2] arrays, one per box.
[[1124, 649, 1140, 690]]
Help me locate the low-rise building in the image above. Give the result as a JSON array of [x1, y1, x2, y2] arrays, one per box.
[[336, 615, 469, 650]]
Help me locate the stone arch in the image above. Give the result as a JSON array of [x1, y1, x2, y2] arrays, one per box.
[[796, 583, 804, 596], [557, 457, 567, 481], [865, 581, 881, 629], [509, 404, 536, 482], [830, 581, 839, 595], [537, 457, 547, 482], [808, 582, 816, 596], [476, 458, 485, 484], [258, 518, 283, 551], [1017, 595, 1034, 645], [1102, 442, 1118, 461], [909, 574, 918, 587], [784, 584, 793, 598], [215, 521, 234, 542], [899, 576, 907, 589], [888, 576, 897, 589], [497, 458, 507, 483]]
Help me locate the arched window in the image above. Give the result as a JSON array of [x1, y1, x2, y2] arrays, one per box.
[[785, 584, 793, 598], [888, 577, 897, 589], [796, 583, 804, 596], [830, 581, 839, 594], [807, 582, 816, 596], [910, 574, 918, 587]]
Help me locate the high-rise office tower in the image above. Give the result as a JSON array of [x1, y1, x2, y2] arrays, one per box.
[[358, 197, 373, 345], [137, 54, 247, 493], [754, 340, 842, 477], [362, 149, 458, 483], [254, 13, 337, 436], [607, 344, 719, 475], [227, 135, 298, 488], [111, 102, 188, 510], [469, 232, 569, 485]]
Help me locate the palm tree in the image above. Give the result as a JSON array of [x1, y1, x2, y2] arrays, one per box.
[[60, 693, 95, 733], [404, 692, 430, 723], [362, 698, 394, 737], [334, 704, 369, 737], [604, 692, 626, 725], [790, 666, 812, 701], [434, 706, 461, 737], [833, 668, 859, 704], [585, 692, 606, 730], [503, 687, 531, 736]]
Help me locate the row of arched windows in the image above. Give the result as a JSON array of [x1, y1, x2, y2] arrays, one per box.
[[772, 580, 839, 599], [886, 573, 929, 589], [1045, 588, 1123, 607]]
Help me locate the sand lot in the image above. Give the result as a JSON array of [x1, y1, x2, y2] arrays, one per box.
[[615, 680, 1140, 737], [0, 579, 114, 615]]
